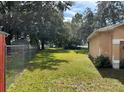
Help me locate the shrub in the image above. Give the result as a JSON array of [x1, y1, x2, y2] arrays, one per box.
[[95, 55, 111, 68], [120, 59, 124, 68], [88, 54, 95, 62]]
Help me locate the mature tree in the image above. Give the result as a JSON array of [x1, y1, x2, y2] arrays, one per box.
[[78, 8, 94, 44], [31, 1, 72, 49], [0, 2, 21, 44], [0, 1, 73, 49], [70, 13, 83, 47], [72, 13, 83, 28], [96, 1, 124, 28], [62, 22, 81, 49]]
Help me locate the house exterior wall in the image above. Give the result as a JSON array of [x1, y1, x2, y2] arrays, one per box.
[[88, 25, 124, 69], [89, 31, 112, 60], [89, 34, 100, 58], [89, 26, 124, 59], [113, 26, 124, 39], [112, 26, 124, 62], [99, 32, 112, 61]]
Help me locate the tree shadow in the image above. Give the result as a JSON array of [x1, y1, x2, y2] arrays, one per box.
[[90, 56, 124, 84], [26, 49, 69, 71], [74, 48, 88, 54], [97, 68, 124, 84], [88, 57, 124, 85], [43, 48, 70, 53]]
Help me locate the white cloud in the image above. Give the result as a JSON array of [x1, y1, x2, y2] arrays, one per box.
[[66, 10, 76, 16], [63, 17, 72, 22], [64, 1, 97, 22]]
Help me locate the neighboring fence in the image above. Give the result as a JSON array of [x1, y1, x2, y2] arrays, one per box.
[[5, 45, 38, 89]]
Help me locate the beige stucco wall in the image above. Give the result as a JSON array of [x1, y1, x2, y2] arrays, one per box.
[[113, 26, 124, 39], [89, 25, 124, 63], [89, 34, 100, 58], [89, 31, 112, 60], [112, 26, 124, 61], [99, 32, 112, 59]]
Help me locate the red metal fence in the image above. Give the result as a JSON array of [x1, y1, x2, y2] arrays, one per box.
[[0, 35, 5, 92]]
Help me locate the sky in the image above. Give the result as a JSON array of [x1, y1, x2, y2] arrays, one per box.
[[64, 1, 97, 22]]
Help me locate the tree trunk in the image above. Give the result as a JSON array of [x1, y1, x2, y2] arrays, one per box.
[[41, 39, 45, 50]]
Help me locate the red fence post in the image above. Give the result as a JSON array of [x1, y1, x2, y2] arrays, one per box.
[[0, 34, 5, 92]]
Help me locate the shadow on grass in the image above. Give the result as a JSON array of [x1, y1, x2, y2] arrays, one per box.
[[74, 48, 88, 54], [88, 56, 124, 85], [43, 48, 70, 53], [97, 68, 124, 84], [27, 49, 69, 71]]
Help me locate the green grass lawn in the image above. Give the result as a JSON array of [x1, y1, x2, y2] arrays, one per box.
[[7, 48, 124, 92]]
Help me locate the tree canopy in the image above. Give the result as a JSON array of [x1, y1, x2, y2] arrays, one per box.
[[0, 1, 72, 49], [0, 1, 124, 49]]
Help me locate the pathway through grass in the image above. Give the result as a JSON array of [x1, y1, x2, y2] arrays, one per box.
[[8, 48, 124, 92]]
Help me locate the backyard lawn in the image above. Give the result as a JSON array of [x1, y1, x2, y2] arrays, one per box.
[[7, 48, 124, 92]]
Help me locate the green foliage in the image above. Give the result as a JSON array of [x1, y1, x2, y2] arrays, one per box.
[[77, 8, 94, 44], [72, 13, 83, 28], [95, 1, 124, 28], [61, 22, 83, 49], [0, 1, 72, 48], [95, 55, 110, 68], [62, 8, 94, 48], [120, 59, 124, 68]]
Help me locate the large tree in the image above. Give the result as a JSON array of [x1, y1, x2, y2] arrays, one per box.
[[77, 8, 94, 44], [96, 1, 124, 28], [0, 1, 72, 49]]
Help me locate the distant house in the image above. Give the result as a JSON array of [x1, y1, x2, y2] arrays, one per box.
[[87, 23, 124, 69]]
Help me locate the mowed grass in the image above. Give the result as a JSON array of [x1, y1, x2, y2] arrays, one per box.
[[7, 48, 124, 92]]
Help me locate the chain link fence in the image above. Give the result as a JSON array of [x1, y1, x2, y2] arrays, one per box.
[[5, 45, 38, 89]]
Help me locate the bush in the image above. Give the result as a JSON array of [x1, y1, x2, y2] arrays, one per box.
[[120, 59, 124, 68], [88, 54, 95, 62], [95, 55, 111, 68]]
